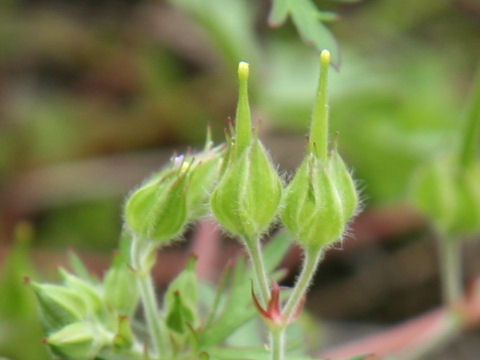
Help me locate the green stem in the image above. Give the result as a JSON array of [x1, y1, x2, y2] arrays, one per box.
[[438, 237, 463, 307], [244, 236, 270, 306], [131, 238, 165, 358], [283, 247, 323, 321], [271, 329, 285, 360]]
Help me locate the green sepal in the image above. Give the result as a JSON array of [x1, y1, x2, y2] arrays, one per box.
[[164, 256, 198, 333], [328, 151, 358, 221], [187, 145, 223, 218]]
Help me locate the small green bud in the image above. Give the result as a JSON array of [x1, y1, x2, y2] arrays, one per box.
[[31, 282, 87, 332], [45, 321, 109, 359], [211, 62, 283, 240], [104, 251, 139, 317], [411, 158, 480, 236], [125, 158, 190, 243], [59, 268, 103, 316], [282, 152, 358, 251], [282, 51, 359, 251], [113, 315, 134, 349]]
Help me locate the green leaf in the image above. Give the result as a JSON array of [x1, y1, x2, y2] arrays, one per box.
[[268, 0, 340, 66], [164, 256, 199, 332], [269, 0, 289, 26], [166, 291, 195, 334], [168, 0, 261, 68]]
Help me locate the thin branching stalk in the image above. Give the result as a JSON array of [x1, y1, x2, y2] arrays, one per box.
[[271, 329, 285, 360], [283, 247, 323, 321], [437, 236, 463, 307], [244, 236, 270, 306], [131, 237, 166, 358]]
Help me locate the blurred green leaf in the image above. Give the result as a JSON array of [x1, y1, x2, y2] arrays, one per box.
[[269, 0, 339, 66], [169, 0, 261, 69], [164, 256, 199, 332], [0, 223, 50, 360]]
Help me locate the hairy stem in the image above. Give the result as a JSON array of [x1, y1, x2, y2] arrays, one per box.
[[244, 236, 270, 306], [131, 238, 165, 358], [438, 237, 463, 307], [271, 329, 285, 360], [283, 247, 323, 321]]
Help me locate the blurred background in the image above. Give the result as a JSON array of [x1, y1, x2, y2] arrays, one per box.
[[0, 0, 480, 359]]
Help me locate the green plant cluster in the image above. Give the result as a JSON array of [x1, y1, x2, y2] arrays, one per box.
[[31, 52, 361, 360]]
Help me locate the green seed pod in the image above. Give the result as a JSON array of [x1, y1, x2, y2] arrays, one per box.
[[31, 282, 87, 332], [211, 62, 282, 240], [125, 159, 190, 243], [45, 321, 109, 359], [282, 51, 359, 251], [282, 152, 357, 251]]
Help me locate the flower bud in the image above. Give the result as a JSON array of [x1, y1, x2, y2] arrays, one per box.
[[282, 51, 359, 251], [59, 268, 103, 316], [211, 62, 283, 240], [45, 321, 109, 359], [31, 282, 87, 332], [104, 251, 139, 317], [124, 158, 190, 243]]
